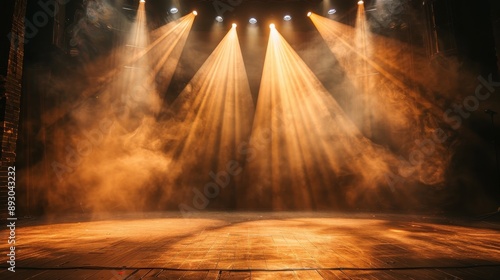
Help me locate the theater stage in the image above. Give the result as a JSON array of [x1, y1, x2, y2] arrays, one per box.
[[1, 212, 499, 279]]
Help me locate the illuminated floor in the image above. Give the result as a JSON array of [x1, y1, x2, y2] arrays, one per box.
[[1, 212, 500, 279]]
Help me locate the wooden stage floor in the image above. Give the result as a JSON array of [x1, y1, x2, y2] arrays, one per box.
[[1, 212, 499, 279]]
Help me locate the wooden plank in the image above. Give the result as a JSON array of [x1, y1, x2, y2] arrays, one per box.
[[151, 270, 185, 279], [294, 269, 325, 279], [126, 269, 157, 279], [435, 268, 475, 280], [142, 268, 164, 278], [24, 269, 104, 280], [82, 268, 138, 279], [220, 271, 251, 280], [0, 269, 47, 279], [205, 270, 221, 279], [342, 270, 398, 280], [317, 270, 351, 280], [180, 271, 210, 280], [250, 271, 298, 279], [386, 269, 448, 280]]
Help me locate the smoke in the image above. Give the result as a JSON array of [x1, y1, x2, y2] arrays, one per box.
[[19, 0, 500, 215], [301, 3, 499, 211], [20, 0, 198, 215]]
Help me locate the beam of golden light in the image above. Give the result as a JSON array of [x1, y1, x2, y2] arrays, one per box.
[[144, 14, 195, 93], [99, 13, 196, 106], [41, 14, 195, 130], [310, 11, 451, 120], [309, 12, 453, 186], [353, 4, 373, 136], [240, 27, 399, 210], [164, 27, 255, 208]]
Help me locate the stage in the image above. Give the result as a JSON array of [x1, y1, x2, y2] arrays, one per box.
[[1, 212, 499, 279]]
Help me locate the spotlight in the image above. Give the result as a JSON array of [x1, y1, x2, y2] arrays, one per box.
[[307, 12, 312, 17], [170, 7, 178, 14], [215, 16, 223, 22], [192, 11, 198, 16], [358, 0, 364, 4], [270, 23, 275, 29], [249, 18, 257, 24], [328, 9, 336, 15], [232, 23, 237, 28], [284, 15, 292, 21], [140, 0, 145, 3]]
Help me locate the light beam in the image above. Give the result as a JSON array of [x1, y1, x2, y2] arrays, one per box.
[[309, 12, 453, 187], [240, 27, 397, 210], [167, 27, 255, 209]]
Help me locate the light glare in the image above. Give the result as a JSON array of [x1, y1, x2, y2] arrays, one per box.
[[249, 18, 257, 24], [328, 9, 336, 15], [216, 16, 223, 22], [232, 23, 237, 28], [270, 23, 275, 29], [192, 11, 198, 16], [307, 12, 312, 17], [284, 15, 292, 21], [358, 0, 364, 4], [170, 7, 178, 14]]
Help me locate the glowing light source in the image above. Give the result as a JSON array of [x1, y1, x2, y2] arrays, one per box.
[[249, 18, 257, 24], [269, 23, 275, 29], [232, 23, 237, 28], [215, 16, 223, 22], [192, 11, 198, 16], [170, 7, 178, 14], [307, 12, 312, 17], [284, 15, 292, 21], [140, 0, 145, 3], [358, 0, 364, 4], [328, 9, 336, 15]]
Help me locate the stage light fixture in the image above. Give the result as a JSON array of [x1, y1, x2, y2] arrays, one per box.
[[170, 7, 178, 14], [249, 18, 257, 24], [328, 9, 336, 15], [140, 0, 145, 3], [216, 16, 223, 22], [307, 12, 312, 17], [270, 23, 276, 29], [284, 15, 292, 21], [232, 23, 237, 28], [358, 0, 364, 4], [192, 11, 198, 16]]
